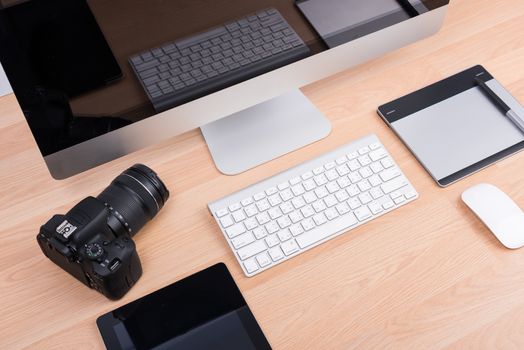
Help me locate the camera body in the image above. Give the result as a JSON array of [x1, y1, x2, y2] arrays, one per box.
[[37, 164, 169, 300], [38, 197, 142, 299]]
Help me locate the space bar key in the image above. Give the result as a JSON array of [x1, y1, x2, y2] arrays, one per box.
[[295, 213, 358, 249]]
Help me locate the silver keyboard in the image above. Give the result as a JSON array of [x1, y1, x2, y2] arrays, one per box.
[[208, 134, 418, 277]]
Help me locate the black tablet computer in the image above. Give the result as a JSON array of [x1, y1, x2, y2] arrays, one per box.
[[97, 263, 271, 350]]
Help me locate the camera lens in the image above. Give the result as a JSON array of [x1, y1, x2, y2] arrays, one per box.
[[97, 164, 169, 236]]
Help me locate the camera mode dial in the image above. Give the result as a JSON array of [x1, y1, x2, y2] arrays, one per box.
[[85, 243, 104, 260]]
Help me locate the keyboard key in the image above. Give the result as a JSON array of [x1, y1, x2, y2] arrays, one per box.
[[368, 202, 383, 215], [241, 197, 254, 206], [232, 209, 246, 222], [289, 210, 303, 223], [289, 224, 304, 236], [266, 221, 279, 234], [268, 194, 282, 206], [301, 218, 315, 231], [244, 218, 258, 230], [325, 208, 339, 220], [254, 192, 266, 201], [277, 229, 292, 242], [359, 167, 373, 178], [314, 186, 328, 198], [280, 202, 294, 214], [354, 207, 372, 221], [256, 253, 271, 267], [358, 193, 372, 205], [313, 167, 324, 175], [281, 239, 299, 256], [370, 162, 384, 173], [348, 160, 361, 171], [295, 213, 357, 248], [301, 205, 315, 218], [277, 215, 292, 228], [379, 168, 401, 182], [134, 59, 160, 71], [381, 177, 408, 194], [277, 182, 290, 190], [256, 212, 270, 225], [226, 223, 246, 238], [231, 232, 255, 248], [358, 146, 370, 155], [220, 215, 234, 228], [324, 195, 338, 207], [335, 190, 349, 202], [256, 199, 270, 211], [348, 198, 361, 210], [303, 192, 317, 204], [237, 240, 267, 260], [291, 184, 305, 196], [313, 213, 327, 226], [347, 151, 358, 160], [325, 170, 338, 181], [268, 247, 284, 261], [244, 204, 258, 217], [326, 182, 340, 193], [268, 207, 283, 219], [370, 188, 384, 199], [336, 164, 350, 176], [266, 187, 278, 196], [244, 258, 259, 273], [405, 190, 417, 199], [358, 155, 372, 166], [337, 176, 351, 188], [229, 202, 241, 211], [312, 200, 327, 213], [394, 196, 406, 205], [215, 208, 228, 217], [369, 148, 388, 161], [314, 174, 328, 186], [336, 203, 350, 215], [290, 177, 301, 185], [292, 197, 306, 209], [390, 190, 403, 199], [302, 171, 314, 180], [381, 157, 394, 168], [303, 179, 317, 191], [336, 156, 348, 164], [383, 201, 395, 210], [266, 234, 279, 247], [369, 142, 381, 150]]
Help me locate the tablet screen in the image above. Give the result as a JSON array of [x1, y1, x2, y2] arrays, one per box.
[[97, 263, 271, 350]]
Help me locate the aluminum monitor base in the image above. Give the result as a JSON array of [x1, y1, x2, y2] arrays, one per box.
[[201, 90, 332, 175]]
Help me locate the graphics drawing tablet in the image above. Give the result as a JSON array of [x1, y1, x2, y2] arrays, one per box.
[[378, 65, 524, 187]]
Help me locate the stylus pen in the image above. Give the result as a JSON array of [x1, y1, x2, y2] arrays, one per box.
[[475, 77, 524, 133]]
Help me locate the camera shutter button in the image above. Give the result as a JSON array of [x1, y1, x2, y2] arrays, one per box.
[[85, 243, 104, 259]]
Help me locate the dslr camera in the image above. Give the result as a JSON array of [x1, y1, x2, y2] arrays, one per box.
[[37, 164, 169, 300]]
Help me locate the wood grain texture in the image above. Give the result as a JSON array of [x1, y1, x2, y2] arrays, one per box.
[[2, 0, 524, 348]]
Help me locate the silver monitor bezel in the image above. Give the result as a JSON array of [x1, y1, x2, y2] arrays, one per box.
[[43, 5, 448, 179]]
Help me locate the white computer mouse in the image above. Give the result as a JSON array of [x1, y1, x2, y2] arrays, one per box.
[[462, 183, 524, 249]]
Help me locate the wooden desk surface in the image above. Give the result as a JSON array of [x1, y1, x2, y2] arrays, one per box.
[[2, 0, 524, 348]]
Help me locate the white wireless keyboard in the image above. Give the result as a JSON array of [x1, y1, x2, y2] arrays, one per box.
[[208, 134, 418, 277]]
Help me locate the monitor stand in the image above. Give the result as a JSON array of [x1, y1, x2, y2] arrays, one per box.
[[200, 90, 332, 175]]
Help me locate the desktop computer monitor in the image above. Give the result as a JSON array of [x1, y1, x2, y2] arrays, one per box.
[[0, 0, 449, 179]]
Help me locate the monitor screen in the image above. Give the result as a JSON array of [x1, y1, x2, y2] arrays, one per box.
[[0, 0, 448, 157]]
